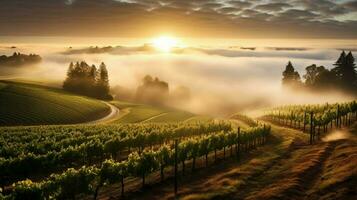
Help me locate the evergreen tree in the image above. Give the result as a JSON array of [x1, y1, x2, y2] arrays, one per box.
[[282, 61, 301, 87], [63, 61, 112, 100], [63, 62, 75, 91], [345, 52, 357, 90], [97, 62, 111, 99], [332, 51, 357, 92], [66, 62, 74, 77]]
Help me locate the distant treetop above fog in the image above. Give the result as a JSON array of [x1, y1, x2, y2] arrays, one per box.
[[63, 61, 113, 100], [0, 52, 41, 67], [282, 51, 357, 96], [136, 75, 169, 105]]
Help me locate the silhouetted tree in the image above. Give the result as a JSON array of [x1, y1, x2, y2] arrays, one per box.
[[63, 61, 112, 100], [303, 64, 336, 89], [63, 62, 75, 91], [282, 61, 301, 87], [295, 51, 357, 95], [304, 64, 319, 86], [314, 67, 336, 89], [136, 75, 169, 105], [0, 52, 41, 67], [332, 51, 357, 92], [96, 62, 111, 99]]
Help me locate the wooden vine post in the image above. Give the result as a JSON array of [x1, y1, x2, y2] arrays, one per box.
[[310, 112, 314, 144], [174, 139, 178, 197], [337, 105, 340, 129], [237, 127, 241, 160], [303, 111, 307, 132], [262, 124, 266, 145]]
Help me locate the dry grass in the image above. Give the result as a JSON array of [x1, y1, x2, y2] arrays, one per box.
[[307, 139, 357, 200], [245, 143, 332, 200]]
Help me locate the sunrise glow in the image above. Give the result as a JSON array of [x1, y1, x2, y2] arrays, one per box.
[[152, 36, 180, 52]]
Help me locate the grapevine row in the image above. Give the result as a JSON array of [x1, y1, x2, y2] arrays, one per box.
[[0, 122, 231, 186], [2, 126, 270, 200], [262, 101, 357, 143], [0, 122, 231, 158]]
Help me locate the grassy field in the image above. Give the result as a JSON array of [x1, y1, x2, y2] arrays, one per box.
[[0, 80, 110, 126], [143, 110, 195, 123], [110, 101, 199, 123]]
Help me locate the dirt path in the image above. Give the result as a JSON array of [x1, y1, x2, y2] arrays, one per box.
[[86, 102, 120, 124]]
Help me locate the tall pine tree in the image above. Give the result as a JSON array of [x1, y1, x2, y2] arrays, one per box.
[[97, 62, 111, 99], [332, 51, 357, 92], [63, 61, 112, 99], [282, 61, 301, 88], [63, 62, 75, 91]]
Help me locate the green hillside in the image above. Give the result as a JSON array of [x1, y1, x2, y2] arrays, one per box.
[[143, 110, 194, 123], [0, 80, 110, 126], [110, 101, 197, 123]]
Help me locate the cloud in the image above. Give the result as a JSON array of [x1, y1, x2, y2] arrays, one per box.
[[0, 0, 357, 38], [254, 3, 292, 12], [1, 42, 355, 115], [294, 0, 349, 15], [226, 1, 252, 9], [344, 1, 357, 11], [62, 44, 341, 61]]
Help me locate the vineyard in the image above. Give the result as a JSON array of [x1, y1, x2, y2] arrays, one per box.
[[0, 81, 110, 126], [1, 99, 356, 200], [262, 101, 357, 143], [230, 113, 259, 127], [0, 121, 270, 199]]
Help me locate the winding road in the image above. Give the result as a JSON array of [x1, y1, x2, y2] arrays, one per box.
[[86, 102, 120, 124]]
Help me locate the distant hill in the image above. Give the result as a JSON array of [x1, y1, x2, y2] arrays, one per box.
[[0, 52, 41, 67], [0, 80, 110, 126]]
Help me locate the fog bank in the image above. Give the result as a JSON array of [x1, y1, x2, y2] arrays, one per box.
[[0, 41, 355, 116]]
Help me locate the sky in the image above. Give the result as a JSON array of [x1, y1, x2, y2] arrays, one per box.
[[1, 0, 357, 38]]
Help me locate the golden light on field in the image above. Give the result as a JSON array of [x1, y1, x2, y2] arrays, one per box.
[[152, 36, 180, 52]]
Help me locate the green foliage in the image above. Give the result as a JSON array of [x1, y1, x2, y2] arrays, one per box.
[[11, 180, 44, 200], [4, 125, 270, 200], [50, 167, 98, 199], [0, 122, 232, 185], [264, 101, 357, 127], [100, 159, 127, 184], [230, 113, 258, 127]]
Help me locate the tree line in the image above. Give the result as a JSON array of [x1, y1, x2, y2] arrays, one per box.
[[0, 52, 41, 67], [282, 51, 357, 95], [63, 61, 112, 100]]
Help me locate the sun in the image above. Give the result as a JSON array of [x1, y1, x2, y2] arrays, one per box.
[[152, 36, 179, 52]]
